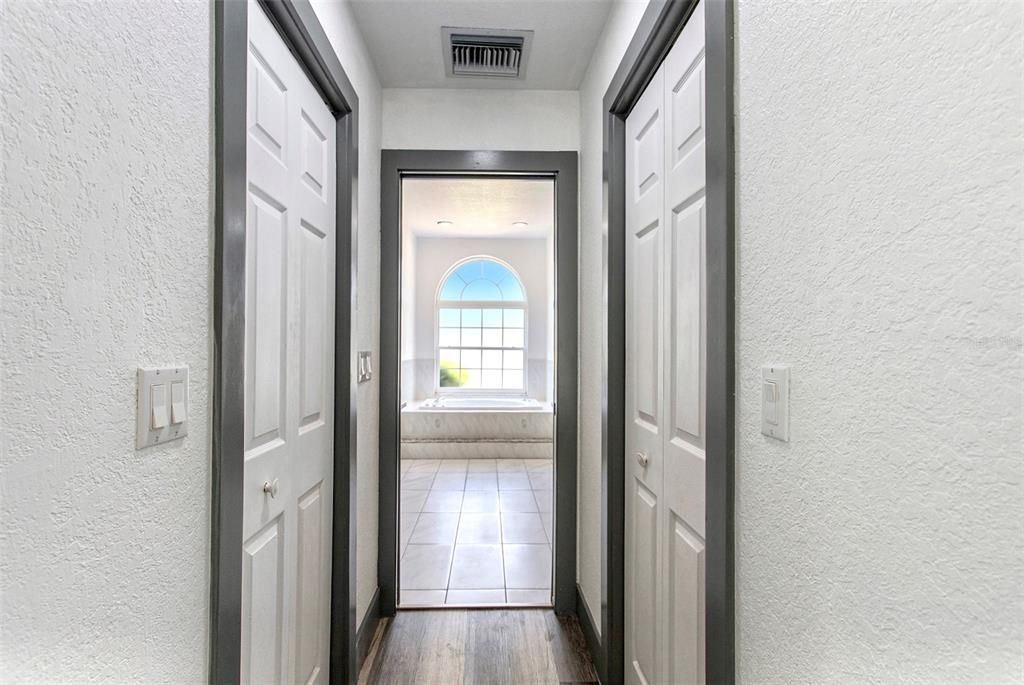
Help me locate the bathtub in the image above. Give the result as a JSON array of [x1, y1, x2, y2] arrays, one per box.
[[419, 396, 545, 411], [401, 397, 553, 460]]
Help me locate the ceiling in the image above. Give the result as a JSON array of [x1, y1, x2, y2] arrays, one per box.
[[402, 177, 554, 239], [348, 0, 614, 89]]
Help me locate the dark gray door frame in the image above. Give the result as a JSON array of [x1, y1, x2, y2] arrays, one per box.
[[378, 150, 579, 616], [600, 1, 735, 683], [212, 1, 360, 683]]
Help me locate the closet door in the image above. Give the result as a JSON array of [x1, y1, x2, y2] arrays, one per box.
[[624, 66, 665, 685], [660, 3, 707, 684], [624, 2, 706, 683]]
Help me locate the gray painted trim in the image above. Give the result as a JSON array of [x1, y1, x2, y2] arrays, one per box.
[[356, 586, 382, 671], [378, 150, 579, 616], [576, 584, 603, 680], [600, 1, 735, 683], [211, 1, 360, 683]]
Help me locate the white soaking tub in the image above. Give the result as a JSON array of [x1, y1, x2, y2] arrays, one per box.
[[401, 397, 553, 460]]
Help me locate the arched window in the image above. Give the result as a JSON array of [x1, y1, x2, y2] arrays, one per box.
[[437, 257, 526, 391]]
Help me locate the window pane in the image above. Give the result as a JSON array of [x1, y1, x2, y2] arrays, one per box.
[[503, 370, 523, 389], [439, 348, 460, 366], [462, 328, 482, 347], [460, 349, 481, 369], [439, 274, 465, 300], [481, 329, 502, 348], [439, 308, 461, 327], [440, 366, 463, 387], [463, 279, 502, 300], [503, 350, 523, 370], [482, 309, 503, 327], [462, 369, 482, 388], [503, 309, 524, 328], [503, 328, 524, 348], [461, 309, 482, 327], [481, 370, 502, 388], [482, 350, 502, 368], [498, 276, 524, 301], [439, 328, 460, 347]]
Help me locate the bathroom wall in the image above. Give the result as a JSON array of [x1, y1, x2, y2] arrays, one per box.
[[405, 237, 554, 401]]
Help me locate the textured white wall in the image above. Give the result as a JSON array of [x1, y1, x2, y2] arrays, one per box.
[[734, 1, 1023, 681], [1, 1, 212, 681], [311, 0, 384, 630], [576, 0, 650, 636], [382, 88, 580, 150]]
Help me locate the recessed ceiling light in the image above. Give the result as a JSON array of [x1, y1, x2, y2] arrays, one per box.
[[512, 221, 529, 227], [436, 220, 454, 226]]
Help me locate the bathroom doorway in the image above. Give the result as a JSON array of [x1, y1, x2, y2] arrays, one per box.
[[379, 151, 578, 617], [398, 177, 555, 607]]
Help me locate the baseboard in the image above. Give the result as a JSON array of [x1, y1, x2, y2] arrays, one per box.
[[576, 583, 603, 681], [356, 586, 382, 673]]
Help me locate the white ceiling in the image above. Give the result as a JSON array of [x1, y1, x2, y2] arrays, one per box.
[[348, 0, 614, 89], [402, 177, 554, 239]]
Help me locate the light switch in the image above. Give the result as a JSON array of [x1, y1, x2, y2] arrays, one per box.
[[151, 384, 169, 429], [137, 366, 189, 448], [761, 365, 790, 442], [358, 351, 373, 383], [170, 381, 186, 424]]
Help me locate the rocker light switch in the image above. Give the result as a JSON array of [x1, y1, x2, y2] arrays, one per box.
[[357, 351, 373, 383], [137, 366, 189, 448], [760, 365, 790, 442], [151, 384, 169, 429], [170, 381, 186, 424]]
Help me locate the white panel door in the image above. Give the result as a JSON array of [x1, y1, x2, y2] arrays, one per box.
[[625, 66, 665, 685], [661, 6, 706, 683], [625, 2, 706, 683], [243, 3, 336, 684]]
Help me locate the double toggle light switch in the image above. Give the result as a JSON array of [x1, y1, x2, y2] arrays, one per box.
[[137, 366, 189, 448]]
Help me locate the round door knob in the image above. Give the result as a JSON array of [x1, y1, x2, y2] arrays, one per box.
[[263, 479, 280, 498], [635, 452, 649, 467]]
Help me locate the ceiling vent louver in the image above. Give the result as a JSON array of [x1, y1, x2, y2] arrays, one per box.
[[442, 27, 534, 80]]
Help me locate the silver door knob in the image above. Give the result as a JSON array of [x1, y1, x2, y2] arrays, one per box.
[[263, 479, 280, 498], [635, 452, 649, 467]]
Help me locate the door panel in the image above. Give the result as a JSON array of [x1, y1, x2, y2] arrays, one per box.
[[661, 4, 707, 683], [625, 65, 664, 685], [625, 3, 707, 684], [295, 483, 325, 684], [243, 3, 336, 683], [667, 515, 705, 685], [242, 517, 285, 685]]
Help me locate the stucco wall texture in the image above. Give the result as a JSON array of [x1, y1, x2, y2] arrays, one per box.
[[734, 0, 1023, 681], [1, 0, 212, 681]]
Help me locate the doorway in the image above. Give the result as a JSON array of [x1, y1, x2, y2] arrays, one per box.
[[211, 1, 360, 682], [601, 0, 735, 683], [379, 151, 578, 617], [397, 177, 556, 607]]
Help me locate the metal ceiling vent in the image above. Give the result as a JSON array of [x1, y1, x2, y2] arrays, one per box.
[[442, 27, 534, 80]]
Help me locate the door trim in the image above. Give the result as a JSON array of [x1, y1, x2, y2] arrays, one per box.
[[212, 1, 360, 683], [378, 150, 579, 616], [601, 1, 735, 683]]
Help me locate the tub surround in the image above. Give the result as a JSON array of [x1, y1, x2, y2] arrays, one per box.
[[403, 358, 552, 402], [402, 399, 553, 460]]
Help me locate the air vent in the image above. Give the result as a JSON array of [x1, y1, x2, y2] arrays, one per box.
[[442, 27, 533, 80]]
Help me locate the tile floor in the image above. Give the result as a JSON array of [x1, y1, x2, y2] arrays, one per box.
[[399, 458, 554, 607]]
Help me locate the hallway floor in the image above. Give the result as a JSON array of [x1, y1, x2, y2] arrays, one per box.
[[399, 458, 553, 606], [358, 609, 597, 685]]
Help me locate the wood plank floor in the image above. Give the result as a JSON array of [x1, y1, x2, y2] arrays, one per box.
[[358, 609, 598, 685]]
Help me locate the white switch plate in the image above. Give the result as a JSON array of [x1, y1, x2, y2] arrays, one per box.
[[761, 364, 790, 442], [357, 351, 373, 383], [137, 366, 189, 448]]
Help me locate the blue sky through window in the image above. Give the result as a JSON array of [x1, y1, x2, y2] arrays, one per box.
[[439, 259, 525, 302]]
